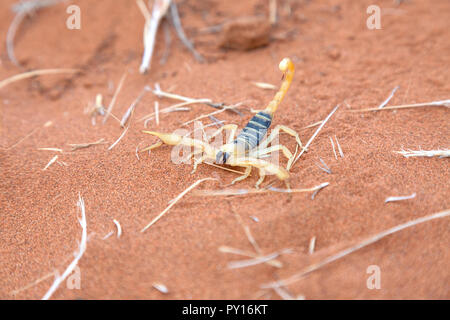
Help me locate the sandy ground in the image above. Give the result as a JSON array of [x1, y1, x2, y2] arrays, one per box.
[[0, 0, 449, 299]]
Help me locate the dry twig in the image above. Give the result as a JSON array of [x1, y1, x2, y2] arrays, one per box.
[[103, 72, 127, 124], [169, 1, 204, 62], [42, 195, 87, 300], [42, 155, 58, 170], [120, 86, 149, 127], [262, 208, 450, 289], [194, 182, 329, 197], [141, 178, 218, 232], [385, 193, 416, 203], [108, 127, 129, 150], [113, 219, 122, 238], [394, 148, 450, 158], [350, 99, 450, 112], [377, 85, 399, 109], [7, 0, 64, 66], [0, 69, 79, 90], [138, 0, 172, 73], [292, 105, 340, 167], [68, 138, 107, 151]]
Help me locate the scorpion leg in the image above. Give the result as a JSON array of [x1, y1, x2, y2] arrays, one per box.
[[259, 125, 303, 150], [191, 154, 208, 174], [255, 169, 266, 189], [208, 124, 238, 144], [257, 125, 304, 170], [228, 157, 289, 187], [140, 141, 163, 153], [142, 130, 217, 161], [250, 144, 293, 163], [230, 166, 252, 185]]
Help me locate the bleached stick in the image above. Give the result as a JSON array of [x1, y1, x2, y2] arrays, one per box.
[[141, 177, 217, 232], [103, 72, 127, 124], [385, 193, 416, 203], [42, 195, 87, 300], [7, 0, 64, 66], [152, 83, 212, 103], [108, 127, 129, 150], [308, 236, 316, 255], [182, 103, 242, 126], [194, 182, 329, 197], [68, 138, 107, 151], [120, 86, 149, 127], [169, 1, 204, 62], [0, 69, 79, 90], [329, 137, 337, 160], [377, 85, 399, 109], [6, 10, 26, 66], [38, 147, 63, 153], [350, 99, 450, 112], [138, 0, 172, 73], [42, 155, 58, 170], [140, 99, 209, 122], [292, 104, 340, 166], [154, 101, 160, 126], [394, 149, 450, 158], [152, 283, 169, 294], [219, 246, 282, 268], [252, 82, 277, 90], [102, 231, 114, 240], [113, 219, 122, 238], [227, 249, 292, 269], [262, 208, 450, 289], [335, 135, 344, 158]]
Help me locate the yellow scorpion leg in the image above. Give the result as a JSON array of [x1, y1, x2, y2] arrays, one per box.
[[250, 144, 293, 163], [227, 157, 289, 188], [255, 170, 266, 189], [142, 130, 218, 175], [257, 125, 304, 171], [208, 124, 238, 144], [230, 166, 252, 185]]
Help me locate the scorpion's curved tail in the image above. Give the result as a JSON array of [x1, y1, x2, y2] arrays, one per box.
[[264, 57, 295, 116]]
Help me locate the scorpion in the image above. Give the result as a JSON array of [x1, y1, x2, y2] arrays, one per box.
[[143, 58, 303, 188]]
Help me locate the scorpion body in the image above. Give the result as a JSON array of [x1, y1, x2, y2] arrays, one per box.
[[215, 57, 295, 165], [143, 58, 302, 188]]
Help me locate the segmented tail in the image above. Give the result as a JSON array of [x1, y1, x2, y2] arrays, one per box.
[[264, 58, 295, 116]]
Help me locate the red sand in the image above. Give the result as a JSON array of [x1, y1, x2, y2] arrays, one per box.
[[0, 0, 449, 299]]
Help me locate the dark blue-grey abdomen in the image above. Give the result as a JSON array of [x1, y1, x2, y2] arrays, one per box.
[[234, 111, 272, 151]]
